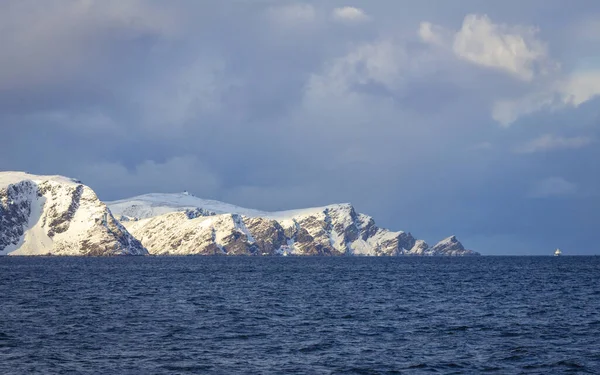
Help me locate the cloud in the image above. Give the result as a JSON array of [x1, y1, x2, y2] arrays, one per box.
[[561, 70, 600, 106], [0, 0, 181, 90], [418, 14, 600, 127], [515, 134, 594, 153], [135, 57, 231, 132], [332, 6, 369, 23], [267, 3, 316, 27], [420, 14, 552, 81], [492, 70, 600, 126], [304, 35, 456, 102], [453, 15, 551, 81], [306, 39, 405, 97], [492, 92, 557, 126], [76, 156, 221, 200], [528, 177, 577, 198], [418, 22, 447, 46]]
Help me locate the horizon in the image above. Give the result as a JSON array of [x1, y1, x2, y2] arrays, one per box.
[[1, 1, 599, 255]]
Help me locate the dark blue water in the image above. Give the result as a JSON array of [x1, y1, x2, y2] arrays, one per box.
[[1, 257, 599, 374]]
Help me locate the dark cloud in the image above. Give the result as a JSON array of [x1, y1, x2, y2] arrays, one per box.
[[1, 0, 599, 254]]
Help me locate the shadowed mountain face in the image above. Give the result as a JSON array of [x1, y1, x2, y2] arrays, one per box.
[[109, 193, 479, 256], [0, 172, 147, 256]]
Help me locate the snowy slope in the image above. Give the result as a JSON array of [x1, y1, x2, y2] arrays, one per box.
[[110, 193, 479, 256], [108, 192, 361, 220], [108, 192, 268, 219], [0, 172, 147, 256]]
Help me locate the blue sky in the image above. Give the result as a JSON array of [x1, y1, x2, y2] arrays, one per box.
[[1, 0, 599, 254]]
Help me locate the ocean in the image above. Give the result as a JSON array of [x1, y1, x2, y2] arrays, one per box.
[[1, 256, 599, 374]]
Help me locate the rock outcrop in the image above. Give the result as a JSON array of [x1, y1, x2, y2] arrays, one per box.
[[0, 172, 147, 256], [109, 193, 479, 256], [426, 235, 478, 256]]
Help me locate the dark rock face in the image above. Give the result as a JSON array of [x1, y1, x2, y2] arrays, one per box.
[[185, 208, 215, 219], [100, 214, 147, 256], [360, 217, 378, 240], [0, 176, 147, 256], [245, 218, 286, 255], [198, 242, 225, 256], [0, 181, 36, 252], [293, 215, 338, 255], [397, 232, 417, 252], [221, 231, 255, 255]]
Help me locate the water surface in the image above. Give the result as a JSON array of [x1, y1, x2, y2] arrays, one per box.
[[1, 256, 599, 374]]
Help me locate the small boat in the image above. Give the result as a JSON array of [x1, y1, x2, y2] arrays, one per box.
[[554, 248, 562, 256]]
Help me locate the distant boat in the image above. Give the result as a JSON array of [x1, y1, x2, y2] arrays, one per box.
[[554, 248, 562, 256]]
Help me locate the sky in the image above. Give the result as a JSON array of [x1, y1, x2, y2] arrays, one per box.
[[1, 0, 599, 255]]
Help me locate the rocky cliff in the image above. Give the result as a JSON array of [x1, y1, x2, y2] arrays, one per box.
[[109, 193, 479, 256], [0, 172, 147, 256]]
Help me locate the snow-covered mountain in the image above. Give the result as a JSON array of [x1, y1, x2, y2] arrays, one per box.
[[108, 192, 479, 256], [0, 172, 147, 256]]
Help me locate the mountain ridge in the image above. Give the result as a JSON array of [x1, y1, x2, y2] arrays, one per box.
[[108, 192, 479, 257], [0, 172, 479, 256]]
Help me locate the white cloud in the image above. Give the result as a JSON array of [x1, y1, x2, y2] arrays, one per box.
[[417, 14, 600, 126], [301, 40, 402, 136], [492, 92, 557, 127], [492, 70, 600, 126], [306, 39, 405, 99], [528, 177, 577, 198], [453, 14, 549, 81], [515, 134, 594, 154], [420, 14, 552, 82], [418, 22, 443, 46], [560, 71, 600, 106], [267, 3, 316, 27], [332, 7, 369, 23]]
